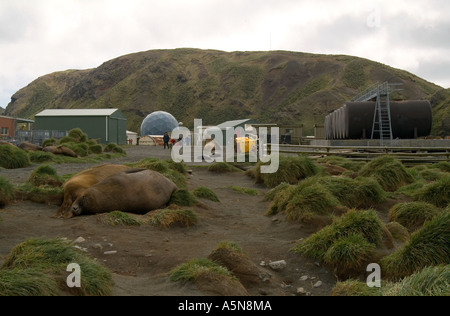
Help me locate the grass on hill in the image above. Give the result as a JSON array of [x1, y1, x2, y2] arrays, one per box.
[[414, 175, 450, 208]]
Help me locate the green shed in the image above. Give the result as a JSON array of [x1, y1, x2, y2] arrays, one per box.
[[34, 109, 127, 145]]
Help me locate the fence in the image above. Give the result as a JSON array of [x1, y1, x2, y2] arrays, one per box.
[[275, 144, 450, 164], [14, 130, 68, 145]]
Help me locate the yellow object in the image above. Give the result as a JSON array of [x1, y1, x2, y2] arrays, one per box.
[[236, 137, 256, 153]]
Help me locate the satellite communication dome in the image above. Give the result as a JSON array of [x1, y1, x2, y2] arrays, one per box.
[[140, 111, 179, 136]]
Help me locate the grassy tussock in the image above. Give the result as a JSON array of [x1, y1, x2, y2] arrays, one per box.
[[385, 222, 410, 243], [0, 145, 30, 169], [330, 279, 383, 296], [228, 186, 260, 196], [193, 187, 220, 202], [207, 162, 242, 173], [0, 238, 113, 296], [383, 265, 450, 296], [27, 164, 63, 187], [381, 210, 450, 281], [169, 189, 198, 207], [255, 155, 320, 188], [169, 258, 235, 282], [266, 178, 340, 221], [98, 211, 144, 226], [317, 176, 386, 209], [360, 156, 414, 192], [414, 176, 450, 208], [389, 202, 440, 232], [323, 234, 375, 279], [292, 210, 385, 278], [332, 265, 449, 296], [128, 158, 187, 188], [150, 209, 198, 228], [0, 176, 15, 208], [318, 156, 366, 172]]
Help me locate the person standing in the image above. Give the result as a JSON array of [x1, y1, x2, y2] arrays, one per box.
[[163, 132, 170, 149]]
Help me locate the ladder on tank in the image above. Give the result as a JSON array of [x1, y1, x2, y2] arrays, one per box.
[[353, 82, 394, 146]]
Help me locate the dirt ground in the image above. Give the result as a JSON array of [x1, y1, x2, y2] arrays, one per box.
[[0, 146, 337, 296]]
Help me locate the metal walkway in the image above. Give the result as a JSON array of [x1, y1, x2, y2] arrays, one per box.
[[352, 81, 400, 146]]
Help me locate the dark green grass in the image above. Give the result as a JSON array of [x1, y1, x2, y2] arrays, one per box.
[[389, 202, 441, 232], [0, 145, 30, 169], [0, 238, 114, 296], [193, 187, 220, 202], [381, 210, 450, 281], [360, 156, 414, 192], [414, 176, 450, 208]]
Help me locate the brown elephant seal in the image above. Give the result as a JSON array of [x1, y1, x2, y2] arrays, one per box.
[[71, 169, 178, 216], [19, 142, 43, 152], [43, 145, 78, 158], [55, 164, 130, 218]]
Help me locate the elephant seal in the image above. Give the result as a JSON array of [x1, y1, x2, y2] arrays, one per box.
[[55, 164, 130, 218], [19, 142, 43, 152], [43, 145, 78, 158], [71, 169, 178, 216]]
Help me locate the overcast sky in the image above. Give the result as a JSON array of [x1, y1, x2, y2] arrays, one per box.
[[1, 0, 450, 109]]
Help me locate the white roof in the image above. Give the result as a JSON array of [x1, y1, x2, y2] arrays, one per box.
[[35, 109, 119, 117]]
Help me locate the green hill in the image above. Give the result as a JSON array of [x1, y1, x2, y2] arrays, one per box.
[[4, 48, 449, 136]]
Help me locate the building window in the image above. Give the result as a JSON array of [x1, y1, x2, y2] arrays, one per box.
[[1, 127, 9, 135]]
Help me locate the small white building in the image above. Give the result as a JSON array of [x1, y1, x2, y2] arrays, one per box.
[[126, 131, 138, 145]]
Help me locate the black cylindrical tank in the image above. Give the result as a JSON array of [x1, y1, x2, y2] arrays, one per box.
[[326, 101, 432, 140]]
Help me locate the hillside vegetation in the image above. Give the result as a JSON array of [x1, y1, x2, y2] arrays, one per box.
[[5, 48, 448, 136]]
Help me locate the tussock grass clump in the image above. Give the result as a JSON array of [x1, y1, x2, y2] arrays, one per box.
[[266, 178, 340, 221], [169, 258, 234, 282], [0, 238, 114, 296], [324, 234, 375, 279], [228, 186, 260, 196], [0, 145, 30, 169], [150, 209, 198, 228], [27, 165, 63, 187], [103, 143, 125, 155], [318, 156, 366, 172], [381, 210, 450, 281], [99, 211, 143, 226], [318, 176, 386, 209], [385, 222, 410, 243], [28, 151, 55, 163], [389, 202, 440, 232], [331, 279, 383, 296], [214, 241, 244, 254], [383, 265, 450, 296], [414, 176, 450, 208], [169, 189, 197, 207], [42, 138, 57, 147], [193, 187, 220, 202], [208, 162, 241, 173], [0, 267, 60, 296], [256, 155, 320, 188], [360, 156, 414, 192], [129, 158, 187, 188], [429, 162, 450, 173], [0, 176, 15, 209], [292, 210, 384, 264]]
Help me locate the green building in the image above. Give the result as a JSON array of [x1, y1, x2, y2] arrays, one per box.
[[34, 109, 127, 145]]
